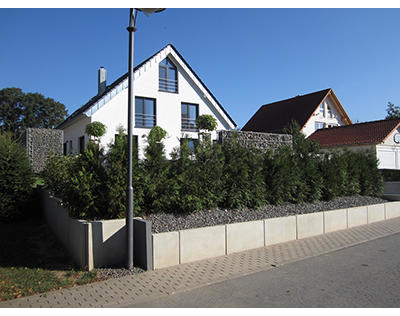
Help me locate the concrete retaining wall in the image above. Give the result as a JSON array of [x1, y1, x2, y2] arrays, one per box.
[[42, 190, 127, 270], [43, 189, 400, 271], [152, 202, 400, 270]]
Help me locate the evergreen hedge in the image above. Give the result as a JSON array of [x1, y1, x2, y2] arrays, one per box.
[[42, 126, 384, 220], [0, 132, 35, 221]]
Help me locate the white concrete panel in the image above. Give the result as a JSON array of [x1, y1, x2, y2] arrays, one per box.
[[226, 220, 264, 254], [347, 206, 368, 228], [367, 204, 385, 223], [296, 212, 324, 239], [153, 231, 180, 269], [324, 209, 347, 233], [385, 202, 400, 219], [264, 216, 297, 245]]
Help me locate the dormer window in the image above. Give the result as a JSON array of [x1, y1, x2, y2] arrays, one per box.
[[159, 58, 178, 93]]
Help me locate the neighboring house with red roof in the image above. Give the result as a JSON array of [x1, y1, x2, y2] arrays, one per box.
[[242, 88, 352, 137], [309, 118, 400, 170]]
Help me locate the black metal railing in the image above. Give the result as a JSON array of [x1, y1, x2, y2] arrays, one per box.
[[135, 113, 156, 128], [159, 78, 178, 92], [181, 117, 198, 131]]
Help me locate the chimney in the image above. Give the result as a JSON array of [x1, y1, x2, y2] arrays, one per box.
[[98, 67, 106, 95]]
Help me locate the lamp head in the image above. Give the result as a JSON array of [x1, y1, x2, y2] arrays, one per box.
[[136, 8, 165, 16]]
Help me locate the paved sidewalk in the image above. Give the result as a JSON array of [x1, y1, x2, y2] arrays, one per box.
[[2, 217, 400, 308]]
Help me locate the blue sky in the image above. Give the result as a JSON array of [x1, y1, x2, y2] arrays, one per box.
[[1, 8, 400, 128]]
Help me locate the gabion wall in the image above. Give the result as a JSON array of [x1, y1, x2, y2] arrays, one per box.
[[218, 130, 292, 152], [22, 128, 63, 173]]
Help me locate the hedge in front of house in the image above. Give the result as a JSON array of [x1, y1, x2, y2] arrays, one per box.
[[42, 127, 384, 220]]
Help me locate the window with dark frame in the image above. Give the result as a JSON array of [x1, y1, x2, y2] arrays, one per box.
[[181, 102, 198, 131], [180, 138, 197, 153], [159, 58, 178, 93], [135, 97, 156, 128], [79, 136, 85, 154], [63, 142, 67, 156]]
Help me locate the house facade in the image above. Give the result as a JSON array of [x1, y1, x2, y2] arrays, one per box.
[[308, 118, 400, 170], [58, 44, 236, 158], [242, 88, 352, 137]]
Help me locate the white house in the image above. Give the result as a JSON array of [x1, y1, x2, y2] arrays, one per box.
[[58, 44, 236, 158], [242, 88, 352, 137]]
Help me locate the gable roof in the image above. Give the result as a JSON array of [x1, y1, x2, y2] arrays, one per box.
[[241, 88, 351, 133], [308, 118, 400, 148], [58, 44, 236, 129]]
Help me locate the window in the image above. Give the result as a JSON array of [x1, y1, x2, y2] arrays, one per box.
[[327, 107, 333, 118], [315, 122, 325, 130], [79, 136, 85, 154], [159, 58, 178, 93], [68, 140, 72, 154], [181, 103, 199, 131], [135, 97, 156, 128], [180, 138, 197, 153], [319, 104, 324, 117], [63, 142, 67, 156]]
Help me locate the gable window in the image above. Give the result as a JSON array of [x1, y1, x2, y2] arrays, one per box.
[[135, 97, 156, 128], [315, 121, 325, 130], [159, 58, 178, 93], [181, 103, 198, 131], [319, 104, 324, 117], [327, 106, 333, 118]]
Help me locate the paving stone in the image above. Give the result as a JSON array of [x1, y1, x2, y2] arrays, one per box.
[[2, 217, 400, 308]]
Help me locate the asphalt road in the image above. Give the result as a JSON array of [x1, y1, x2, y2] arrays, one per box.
[[128, 232, 400, 307]]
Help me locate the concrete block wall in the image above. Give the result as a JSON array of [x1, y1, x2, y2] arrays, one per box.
[[42, 188, 400, 271], [152, 202, 400, 270]]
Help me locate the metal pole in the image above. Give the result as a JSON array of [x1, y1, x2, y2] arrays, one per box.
[[126, 8, 136, 270]]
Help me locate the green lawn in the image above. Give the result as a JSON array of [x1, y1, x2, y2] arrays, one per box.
[[0, 216, 100, 301]]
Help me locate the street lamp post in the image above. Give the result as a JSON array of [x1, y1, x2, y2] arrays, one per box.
[[126, 8, 165, 270]]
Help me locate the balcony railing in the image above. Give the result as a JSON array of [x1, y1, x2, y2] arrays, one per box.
[[181, 117, 198, 132], [159, 78, 178, 93], [135, 113, 156, 128]]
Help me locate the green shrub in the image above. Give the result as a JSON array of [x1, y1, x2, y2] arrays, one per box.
[[105, 128, 143, 217], [359, 150, 383, 197], [142, 126, 172, 213], [42, 123, 385, 219], [0, 132, 35, 221], [221, 140, 265, 209], [196, 114, 217, 132], [263, 146, 301, 204]]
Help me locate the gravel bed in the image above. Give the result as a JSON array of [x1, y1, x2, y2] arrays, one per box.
[[97, 267, 144, 280], [93, 196, 387, 279], [147, 196, 388, 234]]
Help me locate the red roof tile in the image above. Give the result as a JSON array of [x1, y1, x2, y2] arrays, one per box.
[[308, 118, 400, 147]]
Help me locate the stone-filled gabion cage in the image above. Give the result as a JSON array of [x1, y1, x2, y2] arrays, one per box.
[[218, 130, 292, 153], [22, 128, 63, 173]]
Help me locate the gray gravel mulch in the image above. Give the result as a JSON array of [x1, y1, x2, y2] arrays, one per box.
[[147, 196, 388, 234]]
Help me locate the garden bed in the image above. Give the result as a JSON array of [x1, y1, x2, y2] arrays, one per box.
[[147, 196, 387, 233]]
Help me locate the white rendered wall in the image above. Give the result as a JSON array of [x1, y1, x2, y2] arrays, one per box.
[[62, 115, 91, 155], [302, 95, 346, 138], [64, 47, 234, 158]]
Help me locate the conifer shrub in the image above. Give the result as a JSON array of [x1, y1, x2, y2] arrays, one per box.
[[105, 128, 143, 218], [221, 139, 265, 209], [0, 132, 35, 221], [42, 123, 385, 219], [263, 146, 301, 204]]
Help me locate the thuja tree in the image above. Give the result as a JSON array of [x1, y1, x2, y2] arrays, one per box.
[[142, 126, 172, 213], [0, 132, 35, 221], [221, 139, 265, 209], [283, 120, 323, 203], [105, 127, 143, 218]]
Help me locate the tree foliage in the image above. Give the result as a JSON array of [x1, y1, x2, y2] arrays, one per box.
[[385, 102, 400, 119], [196, 114, 218, 132], [0, 87, 67, 136]]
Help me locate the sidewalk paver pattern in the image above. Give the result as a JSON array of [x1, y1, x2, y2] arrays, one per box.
[[2, 217, 400, 308]]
